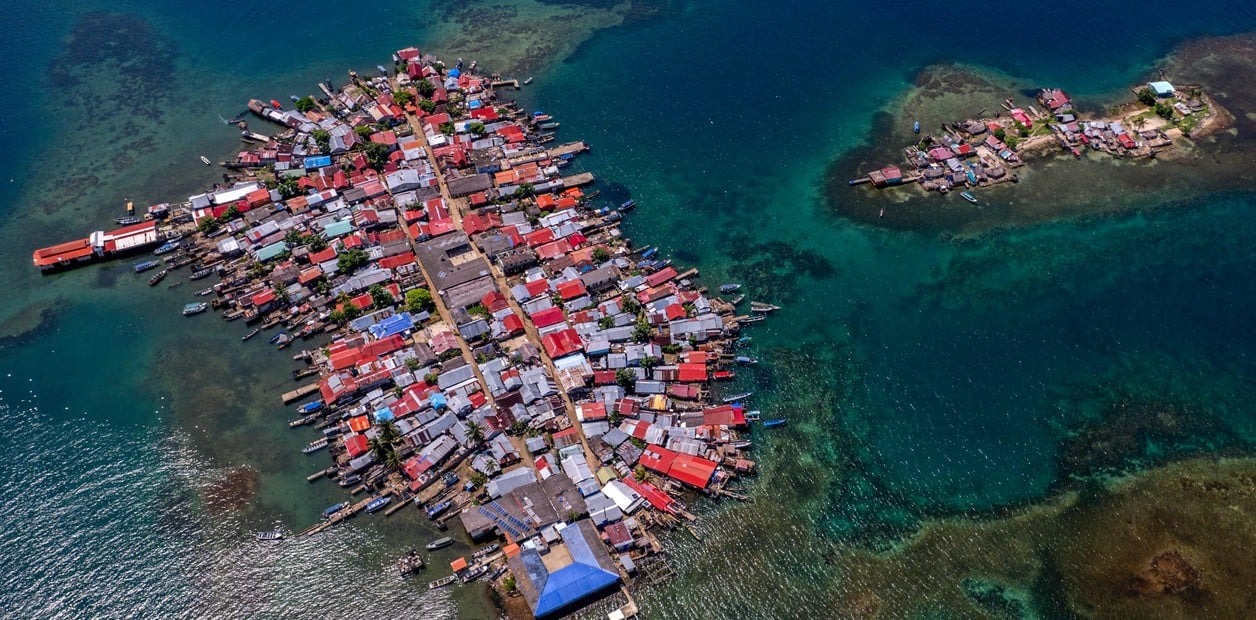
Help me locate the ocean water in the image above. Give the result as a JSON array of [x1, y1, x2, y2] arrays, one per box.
[[1, 1, 1254, 618]]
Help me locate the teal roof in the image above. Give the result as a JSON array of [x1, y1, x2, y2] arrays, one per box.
[[323, 219, 354, 238], [256, 241, 289, 261]]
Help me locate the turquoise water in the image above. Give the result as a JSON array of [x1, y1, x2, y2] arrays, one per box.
[[1, 1, 1254, 617]]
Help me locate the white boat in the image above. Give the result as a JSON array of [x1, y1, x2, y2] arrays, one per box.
[[199, 155, 211, 165], [302, 437, 329, 454], [255, 525, 284, 541], [523, 76, 533, 85], [425, 536, 454, 551], [428, 575, 457, 590], [182, 302, 209, 316], [722, 392, 753, 403]]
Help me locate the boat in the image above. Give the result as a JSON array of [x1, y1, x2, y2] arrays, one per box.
[[428, 575, 457, 590], [763, 418, 788, 429], [196, 287, 214, 296], [719, 283, 741, 293], [167, 280, 183, 289], [461, 565, 488, 582], [737, 336, 753, 345], [241, 130, 271, 143], [270, 99, 282, 109], [750, 301, 780, 313], [738, 314, 766, 324], [377, 65, 388, 75], [296, 400, 324, 414], [189, 268, 214, 280], [960, 191, 979, 204], [338, 473, 362, 488], [365, 496, 392, 514], [735, 356, 758, 365], [255, 526, 284, 542], [426, 500, 452, 520], [729, 440, 753, 450], [472, 543, 500, 560], [722, 392, 753, 404], [302, 437, 329, 454], [148, 270, 169, 286], [728, 294, 745, 305], [712, 370, 736, 381], [275, 333, 294, 349], [537, 122, 560, 130], [267, 332, 286, 345], [426, 536, 455, 551], [134, 260, 161, 273], [153, 240, 181, 256], [182, 302, 209, 316], [745, 410, 761, 421], [115, 216, 142, 225], [532, 114, 553, 123], [620, 199, 636, 211], [914, 120, 921, 134], [322, 502, 347, 519], [289, 95, 300, 102], [523, 76, 533, 85], [200, 155, 211, 166]]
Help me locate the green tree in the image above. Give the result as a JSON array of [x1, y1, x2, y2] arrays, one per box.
[[1005, 135, 1020, 149], [355, 124, 376, 139], [615, 368, 636, 390], [591, 247, 610, 263], [284, 229, 305, 246], [467, 303, 490, 319], [405, 357, 422, 371], [418, 99, 437, 114], [337, 248, 370, 273], [364, 142, 390, 170], [308, 235, 328, 252], [311, 129, 331, 152], [368, 283, 394, 309], [510, 421, 529, 436], [465, 420, 485, 447], [394, 91, 414, 107], [197, 217, 220, 234], [468, 122, 486, 136], [633, 465, 647, 480], [423, 372, 440, 385], [276, 177, 301, 199], [438, 121, 456, 135], [415, 79, 436, 98], [598, 316, 615, 330], [1154, 102, 1174, 120], [405, 288, 433, 313], [993, 128, 1006, 141], [294, 96, 317, 113], [503, 575, 517, 594], [632, 318, 653, 343], [661, 343, 681, 355], [622, 296, 641, 315], [640, 356, 661, 371], [1137, 88, 1156, 106]]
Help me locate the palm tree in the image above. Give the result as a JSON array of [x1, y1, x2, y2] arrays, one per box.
[[465, 420, 485, 448], [371, 421, 404, 471]]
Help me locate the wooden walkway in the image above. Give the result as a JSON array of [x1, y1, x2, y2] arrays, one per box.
[[281, 383, 319, 404], [490, 79, 520, 90]]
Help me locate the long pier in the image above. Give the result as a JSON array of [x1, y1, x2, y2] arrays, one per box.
[[282, 383, 319, 404], [490, 79, 520, 90], [561, 172, 595, 187]]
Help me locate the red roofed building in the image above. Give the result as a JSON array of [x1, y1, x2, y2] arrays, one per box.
[[576, 401, 607, 422], [677, 363, 707, 382], [541, 328, 583, 359], [524, 279, 551, 299], [638, 444, 677, 476], [523, 228, 556, 248], [644, 266, 678, 288], [622, 478, 676, 513], [344, 434, 370, 458], [501, 313, 525, 336], [530, 306, 566, 328], [668, 452, 717, 489], [555, 279, 588, 301], [702, 405, 746, 427]]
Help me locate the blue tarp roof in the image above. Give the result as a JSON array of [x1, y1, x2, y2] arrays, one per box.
[[373, 407, 395, 422], [467, 99, 482, 109], [304, 155, 332, 169], [368, 312, 414, 339], [430, 393, 447, 410], [448, 68, 461, 77], [525, 522, 620, 619]]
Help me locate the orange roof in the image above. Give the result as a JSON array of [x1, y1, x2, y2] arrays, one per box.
[[32, 238, 93, 267], [348, 415, 371, 433], [450, 557, 468, 572], [502, 543, 521, 558]]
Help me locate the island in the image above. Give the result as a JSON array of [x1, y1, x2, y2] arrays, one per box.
[[32, 46, 771, 619]]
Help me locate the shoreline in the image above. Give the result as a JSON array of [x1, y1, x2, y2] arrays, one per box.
[[33, 46, 769, 619]]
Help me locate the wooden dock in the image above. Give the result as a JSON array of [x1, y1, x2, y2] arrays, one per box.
[[546, 141, 589, 159], [561, 172, 595, 187], [490, 79, 520, 90], [282, 383, 319, 404]]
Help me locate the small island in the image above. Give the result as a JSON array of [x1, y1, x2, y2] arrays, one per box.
[[850, 79, 1228, 199]]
